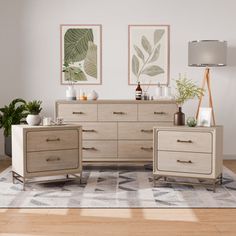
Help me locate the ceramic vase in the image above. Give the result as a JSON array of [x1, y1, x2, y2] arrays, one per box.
[[66, 85, 76, 100], [174, 107, 185, 126]]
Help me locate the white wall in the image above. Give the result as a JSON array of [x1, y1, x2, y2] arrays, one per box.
[[1, 0, 236, 157]]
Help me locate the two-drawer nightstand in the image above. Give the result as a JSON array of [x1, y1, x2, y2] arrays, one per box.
[[12, 125, 82, 190], [153, 126, 223, 192]]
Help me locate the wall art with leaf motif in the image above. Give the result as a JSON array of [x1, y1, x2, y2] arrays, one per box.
[[128, 25, 169, 85], [60, 24, 102, 85]]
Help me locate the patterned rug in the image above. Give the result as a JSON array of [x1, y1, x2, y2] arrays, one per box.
[[1, 165, 236, 208]]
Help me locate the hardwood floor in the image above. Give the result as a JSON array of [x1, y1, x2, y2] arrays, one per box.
[[0, 158, 236, 235]]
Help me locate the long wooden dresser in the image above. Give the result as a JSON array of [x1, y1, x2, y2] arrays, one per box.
[[55, 100, 177, 162]]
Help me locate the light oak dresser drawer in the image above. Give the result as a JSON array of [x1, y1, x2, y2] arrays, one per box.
[[27, 129, 78, 152], [81, 122, 117, 140], [83, 141, 117, 159], [138, 104, 177, 121], [157, 151, 212, 175], [98, 104, 138, 121], [57, 104, 97, 121], [27, 149, 79, 173], [118, 141, 153, 159], [118, 122, 156, 140], [157, 130, 212, 153]]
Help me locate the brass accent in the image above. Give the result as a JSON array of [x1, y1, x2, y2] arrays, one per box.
[[46, 138, 60, 142], [154, 111, 166, 115], [46, 157, 61, 162], [72, 111, 84, 115], [140, 147, 153, 151], [177, 160, 192, 164], [177, 139, 193, 143], [140, 129, 153, 133], [82, 147, 97, 151], [82, 129, 96, 132], [113, 111, 125, 115]]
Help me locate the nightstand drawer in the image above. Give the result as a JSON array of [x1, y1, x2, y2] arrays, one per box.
[[83, 141, 117, 159], [118, 141, 153, 159], [27, 149, 79, 173], [157, 151, 212, 175], [98, 104, 137, 121], [57, 104, 97, 121], [138, 104, 177, 121], [157, 130, 212, 153], [27, 129, 79, 152], [81, 122, 117, 140]]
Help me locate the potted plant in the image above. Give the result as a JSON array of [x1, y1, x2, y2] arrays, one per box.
[[25, 100, 42, 126], [174, 74, 204, 125], [0, 98, 27, 156], [62, 62, 77, 100]]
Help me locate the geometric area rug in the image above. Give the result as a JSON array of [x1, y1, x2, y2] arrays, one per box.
[[1, 165, 236, 208]]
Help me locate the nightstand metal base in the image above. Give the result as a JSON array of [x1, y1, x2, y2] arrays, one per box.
[[12, 171, 82, 191], [153, 174, 223, 193]]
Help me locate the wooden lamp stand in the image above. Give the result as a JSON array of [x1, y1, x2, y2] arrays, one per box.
[[196, 67, 216, 126]]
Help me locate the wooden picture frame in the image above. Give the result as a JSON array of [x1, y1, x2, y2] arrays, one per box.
[[60, 24, 102, 85], [128, 25, 170, 85]]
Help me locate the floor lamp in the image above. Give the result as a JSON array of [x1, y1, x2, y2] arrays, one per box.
[[188, 40, 227, 126]]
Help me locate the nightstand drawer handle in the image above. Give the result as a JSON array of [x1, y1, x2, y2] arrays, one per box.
[[72, 111, 84, 115], [140, 147, 153, 151], [177, 160, 193, 164], [82, 129, 96, 132], [46, 138, 60, 142], [141, 129, 153, 133], [113, 111, 126, 115], [154, 111, 166, 115], [82, 147, 97, 151], [46, 157, 61, 162], [177, 139, 193, 143]]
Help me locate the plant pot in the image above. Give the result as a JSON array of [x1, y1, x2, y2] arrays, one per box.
[[4, 135, 12, 157], [66, 85, 76, 100], [174, 107, 185, 126], [26, 114, 41, 126]]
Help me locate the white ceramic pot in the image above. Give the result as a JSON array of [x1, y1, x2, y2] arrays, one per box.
[[87, 90, 99, 100], [26, 114, 41, 126], [66, 85, 76, 100]]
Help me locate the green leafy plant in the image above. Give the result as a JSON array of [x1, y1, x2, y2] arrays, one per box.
[[25, 100, 42, 115], [0, 98, 27, 137], [132, 29, 165, 83], [175, 74, 204, 106]]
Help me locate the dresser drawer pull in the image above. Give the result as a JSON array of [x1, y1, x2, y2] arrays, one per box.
[[46, 138, 60, 142], [82, 129, 96, 132], [140, 147, 153, 151], [177, 139, 193, 143], [72, 111, 84, 115], [46, 157, 61, 162], [141, 129, 153, 133], [113, 111, 126, 115], [154, 111, 166, 115], [177, 160, 193, 164], [82, 147, 97, 151]]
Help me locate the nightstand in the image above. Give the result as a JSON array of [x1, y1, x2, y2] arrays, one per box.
[[153, 126, 223, 192], [12, 125, 82, 190]]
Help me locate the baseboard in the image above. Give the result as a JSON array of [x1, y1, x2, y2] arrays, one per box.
[[224, 154, 236, 160]]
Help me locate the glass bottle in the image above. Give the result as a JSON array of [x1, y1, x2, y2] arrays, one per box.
[[135, 82, 142, 100]]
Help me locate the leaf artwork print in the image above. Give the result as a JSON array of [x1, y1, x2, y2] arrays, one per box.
[[131, 29, 165, 83], [62, 26, 100, 83]]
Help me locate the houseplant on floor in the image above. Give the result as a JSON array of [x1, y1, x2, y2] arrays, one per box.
[[174, 74, 204, 125], [25, 100, 42, 126], [0, 98, 27, 156]]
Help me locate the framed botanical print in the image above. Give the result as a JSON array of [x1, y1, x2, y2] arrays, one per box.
[[128, 25, 170, 85], [60, 24, 102, 85]]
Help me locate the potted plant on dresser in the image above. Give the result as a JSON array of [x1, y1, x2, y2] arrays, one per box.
[[26, 100, 42, 126], [0, 98, 27, 157], [174, 74, 204, 125]]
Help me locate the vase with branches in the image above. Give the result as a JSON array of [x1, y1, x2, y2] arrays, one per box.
[[174, 74, 204, 125]]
